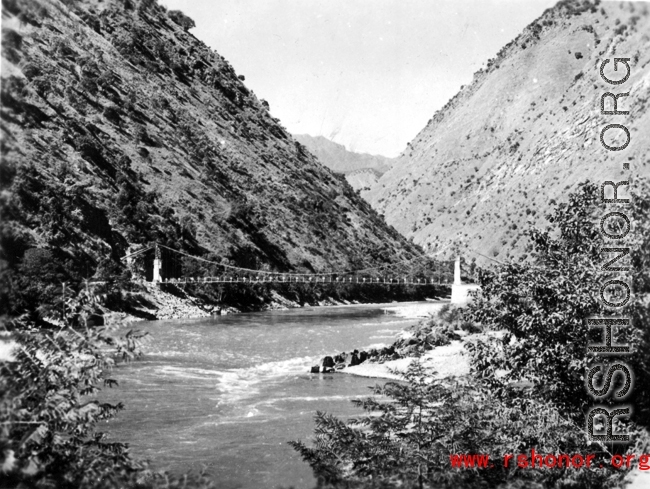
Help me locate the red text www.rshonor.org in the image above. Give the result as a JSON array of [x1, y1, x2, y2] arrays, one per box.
[[450, 450, 650, 469]]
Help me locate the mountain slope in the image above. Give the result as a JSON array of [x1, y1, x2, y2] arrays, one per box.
[[0, 0, 421, 305], [367, 0, 650, 263]]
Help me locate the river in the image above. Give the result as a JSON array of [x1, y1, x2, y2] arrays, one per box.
[[103, 302, 432, 489]]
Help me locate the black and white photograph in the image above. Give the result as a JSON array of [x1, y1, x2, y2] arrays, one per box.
[[1, 0, 649, 487]]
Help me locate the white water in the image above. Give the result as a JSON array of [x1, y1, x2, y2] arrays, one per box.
[[102, 302, 432, 488]]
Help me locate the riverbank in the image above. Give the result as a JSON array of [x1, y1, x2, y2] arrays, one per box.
[[344, 301, 473, 380], [344, 339, 470, 380], [115, 282, 449, 322], [308, 301, 477, 380], [114, 283, 302, 322], [328, 305, 650, 489]]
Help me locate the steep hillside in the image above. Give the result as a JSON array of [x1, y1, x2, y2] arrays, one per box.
[[0, 0, 423, 313], [293, 134, 394, 191], [367, 0, 650, 263]]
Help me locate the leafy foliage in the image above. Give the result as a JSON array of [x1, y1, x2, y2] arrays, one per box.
[[168, 10, 196, 32], [1, 290, 146, 487], [0, 290, 217, 488], [291, 361, 623, 489], [294, 182, 649, 487], [464, 180, 649, 424]]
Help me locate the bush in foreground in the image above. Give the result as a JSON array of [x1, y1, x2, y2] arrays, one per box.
[[290, 361, 624, 489], [0, 290, 214, 488], [465, 179, 650, 426]]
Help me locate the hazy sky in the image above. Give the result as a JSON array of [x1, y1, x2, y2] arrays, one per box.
[[162, 0, 556, 157]]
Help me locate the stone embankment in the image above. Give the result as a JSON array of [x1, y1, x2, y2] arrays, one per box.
[[148, 286, 215, 320], [310, 330, 438, 374], [122, 283, 239, 321], [122, 285, 358, 322], [309, 301, 471, 379], [310, 335, 471, 380], [264, 290, 361, 310]]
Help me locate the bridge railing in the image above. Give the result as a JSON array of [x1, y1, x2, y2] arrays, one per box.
[[158, 275, 451, 286]]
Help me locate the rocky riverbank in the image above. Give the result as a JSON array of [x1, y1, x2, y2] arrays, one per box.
[[116, 283, 402, 322], [114, 283, 238, 322], [309, 332, 472, 380], [308, 301, 475, 379], [263, 290, 357, 310]]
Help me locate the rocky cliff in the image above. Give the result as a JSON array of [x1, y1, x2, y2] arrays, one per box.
[[366, 0, 650, 263], [0, 0, 423, 311]]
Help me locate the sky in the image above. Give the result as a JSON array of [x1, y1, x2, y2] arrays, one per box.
[[161, 0, 557, 157]]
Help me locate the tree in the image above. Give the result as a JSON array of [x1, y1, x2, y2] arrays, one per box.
[[0, 289, 216, 489], [291, 361, 622, 488], [168, 10, 195, 31], [464, 179, 649, 426], [0, 289, 145, 487]]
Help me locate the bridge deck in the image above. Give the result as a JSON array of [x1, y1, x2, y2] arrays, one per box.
[[159, 277, 450, 285]]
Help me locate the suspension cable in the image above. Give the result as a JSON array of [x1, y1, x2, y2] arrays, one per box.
[[157, 243, 451, 277]]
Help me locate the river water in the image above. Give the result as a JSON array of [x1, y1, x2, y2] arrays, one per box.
[[103, 302, 428, 489]]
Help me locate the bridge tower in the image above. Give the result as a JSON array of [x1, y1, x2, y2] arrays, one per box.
[[450, 255, 480, 305], [153, 243, 162, 283]]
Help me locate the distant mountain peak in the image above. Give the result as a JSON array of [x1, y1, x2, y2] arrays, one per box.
[[294, 134, 395, 193]]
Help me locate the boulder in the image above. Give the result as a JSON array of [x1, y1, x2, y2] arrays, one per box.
[[310, 365, 320, 374], [349, 353, 360, 367], [321, 356, 335, 368], [406, 345, 418, 356], [87, 313, 104, 327]]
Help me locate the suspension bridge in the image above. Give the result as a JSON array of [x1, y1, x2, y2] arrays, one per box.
[[121, 243, 463, 287]]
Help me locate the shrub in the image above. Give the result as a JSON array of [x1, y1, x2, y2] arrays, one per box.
[[1, 288, 219, 488], [168, 9, 195, 31], [291, 361, 624, 488], [424, 325, 455, 346], [465, 180, 650, 425], [436, 303, 462, 324], [0, 290, 146, 487], [103, 105, 122, 125]]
